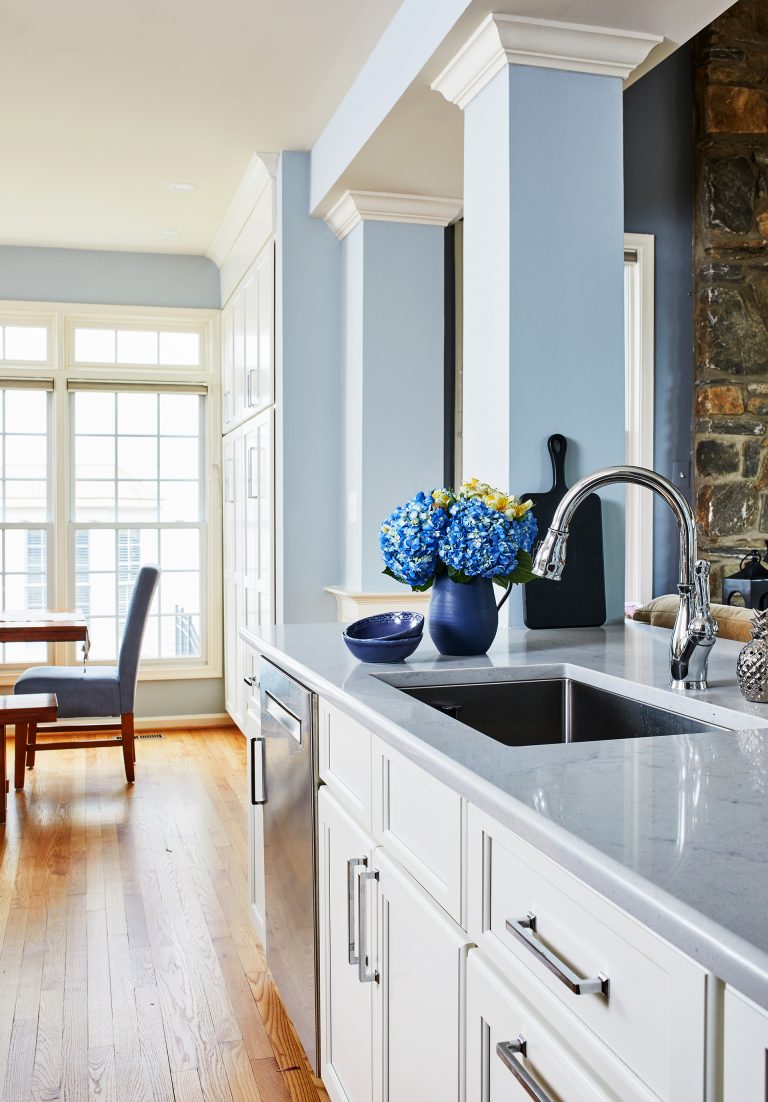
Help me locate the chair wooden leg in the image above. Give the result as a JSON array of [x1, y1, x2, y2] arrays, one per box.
[[121, 713, 135, 784], [26, 722, 37, 769], [14, 723, 27, 790]]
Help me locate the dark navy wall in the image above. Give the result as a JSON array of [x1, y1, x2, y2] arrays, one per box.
[[624, 44, 694, 597]]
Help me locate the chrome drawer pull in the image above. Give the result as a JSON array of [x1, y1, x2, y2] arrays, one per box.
[[506, 912, 609, 998], [346, 857, 365, 966], [497, 1038, 554, 1102], [357, 868, 379, 984]]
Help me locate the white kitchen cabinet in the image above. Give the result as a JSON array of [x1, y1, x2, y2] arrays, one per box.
[[319, 700, 373, 830], [466, 950, 657, 1102], [723, 986, 768, 1101], [372, 848, 471, 1102], [318, 786, 376, 1102], [467, 803, 707, 1102], [221, 240, 274, 434], [223, 411, 275, 732]]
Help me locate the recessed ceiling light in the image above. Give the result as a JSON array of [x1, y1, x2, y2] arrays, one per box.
[[162, 229, 180, 236], [169, 182, 196, 191]]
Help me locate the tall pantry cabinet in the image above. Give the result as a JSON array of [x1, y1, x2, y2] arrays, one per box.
[[222, 240, 276, 733]]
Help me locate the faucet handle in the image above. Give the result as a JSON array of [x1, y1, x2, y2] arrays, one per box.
[[693, 559, 712, 616]]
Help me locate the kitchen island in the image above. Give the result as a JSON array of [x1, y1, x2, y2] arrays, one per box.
[[242, 619, 768, 1102]]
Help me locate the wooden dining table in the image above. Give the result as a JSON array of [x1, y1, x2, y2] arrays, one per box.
[[0, 609, 89, 824]]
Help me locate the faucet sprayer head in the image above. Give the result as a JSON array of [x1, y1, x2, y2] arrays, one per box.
[[532, 527, 569, 580]]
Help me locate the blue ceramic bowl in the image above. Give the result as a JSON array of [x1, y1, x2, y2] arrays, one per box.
[[345, 611, 424, 641], [342, 630, 422, 663]]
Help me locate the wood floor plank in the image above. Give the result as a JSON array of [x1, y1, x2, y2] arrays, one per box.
[[0, 727, 327, 1102]]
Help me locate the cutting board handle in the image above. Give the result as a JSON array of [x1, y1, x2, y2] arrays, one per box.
[[548, 434, 568, 492]]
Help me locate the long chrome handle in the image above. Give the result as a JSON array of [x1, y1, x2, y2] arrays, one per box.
[[496, 1038, 555, 1102], [357, 868, 379, 984], [247, 446, 258, 499], [506, 913, 609, 998], [346, 857, 365, 966], [247, 369, 257, 407], [250, 736, 266, 805]]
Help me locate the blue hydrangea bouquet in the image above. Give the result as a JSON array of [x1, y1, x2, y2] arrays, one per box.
[[380, 479, 538, 592]]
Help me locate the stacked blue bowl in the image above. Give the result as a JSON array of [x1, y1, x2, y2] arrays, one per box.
[[343, 611, 424, 663]]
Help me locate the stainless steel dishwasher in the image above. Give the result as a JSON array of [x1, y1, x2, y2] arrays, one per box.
[[257, 657, 319, 1073]]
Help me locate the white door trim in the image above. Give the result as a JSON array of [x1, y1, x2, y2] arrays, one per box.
[[624, 232, 655, 608]]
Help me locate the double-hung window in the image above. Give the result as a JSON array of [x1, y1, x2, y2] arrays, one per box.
[[0, 305, 220, 681]]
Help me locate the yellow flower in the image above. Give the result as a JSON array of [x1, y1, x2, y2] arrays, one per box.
[[432, 489, 452, 510]]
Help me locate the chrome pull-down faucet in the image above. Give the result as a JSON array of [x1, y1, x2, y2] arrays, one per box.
[[531, 465, 718, 690]]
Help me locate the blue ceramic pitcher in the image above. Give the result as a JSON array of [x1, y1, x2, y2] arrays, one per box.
[[428, 572, 511, 656]]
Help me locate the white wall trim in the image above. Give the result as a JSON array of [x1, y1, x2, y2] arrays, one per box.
[[324, 586, 431, 622], [208, 153, 277, 270], [431, 14, 662, 109], [624, 232, 655, 608], [324, 190, 463, 240]]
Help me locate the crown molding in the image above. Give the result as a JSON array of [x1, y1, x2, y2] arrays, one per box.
[[325, 190, 463, 240], [208, 152, 278, 268], [431, 14, 663, 109]]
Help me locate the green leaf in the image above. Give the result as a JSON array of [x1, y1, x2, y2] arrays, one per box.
[[382, 566, 407, 585], [446, 565, 472, 584], [410, 577, 435, 593], [507, 549, 539, 585]]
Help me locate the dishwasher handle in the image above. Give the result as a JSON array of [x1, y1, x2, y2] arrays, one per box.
[[264, 692, 303, 745]]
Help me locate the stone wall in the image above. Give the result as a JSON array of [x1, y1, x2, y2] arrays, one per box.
[[694, 0, 768, 598]]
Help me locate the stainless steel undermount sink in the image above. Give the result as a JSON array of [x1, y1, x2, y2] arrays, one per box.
[[397, 678, 732, 748]]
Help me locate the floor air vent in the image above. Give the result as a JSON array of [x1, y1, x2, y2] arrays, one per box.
[[135, 733, 164, 740]]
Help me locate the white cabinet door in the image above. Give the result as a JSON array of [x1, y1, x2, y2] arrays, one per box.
[[243, 241, 275, 414], [242, 408, 274, 629], [724, 987, 768, 1101], [318, 787, 376, 1102], [372, 849, 471, 1102]]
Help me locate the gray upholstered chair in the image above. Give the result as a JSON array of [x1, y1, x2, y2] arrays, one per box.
[[13, 564, 160, 787]]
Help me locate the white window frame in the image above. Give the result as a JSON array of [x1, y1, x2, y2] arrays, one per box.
[[624, 233, 655, 608], [0, 299, 221, 685]]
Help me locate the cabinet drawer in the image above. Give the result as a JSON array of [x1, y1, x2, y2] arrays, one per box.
[[372, 736, 464, 924], [319, 702, 372, 829], [468, 805, 706, 1102], [723, 987, 768, 1101], [467, 950, 656, 1102]]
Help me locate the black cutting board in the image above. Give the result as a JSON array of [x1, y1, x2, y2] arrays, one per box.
[[523, 434, 606, 629]]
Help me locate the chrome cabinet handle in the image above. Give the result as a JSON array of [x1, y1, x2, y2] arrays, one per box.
[[247, 446, 258, 499], [506, 913, 609, 998], [247, 368, 257, 407], [357, 868, 379, 984], [243, 676, 254, 686], [346, 857, 365, 966], [496, 1038, 554, 1102], [250, 736, 266, 805]]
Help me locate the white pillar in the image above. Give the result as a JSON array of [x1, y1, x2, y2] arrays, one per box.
[[325, 191, 461, 594], [433, 16, 660, 621]]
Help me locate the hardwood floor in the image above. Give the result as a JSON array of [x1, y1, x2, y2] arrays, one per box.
[[0, 727, 330, 1102]]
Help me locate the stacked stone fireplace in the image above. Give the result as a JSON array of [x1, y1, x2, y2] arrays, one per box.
[[694, 0, 768, 598]]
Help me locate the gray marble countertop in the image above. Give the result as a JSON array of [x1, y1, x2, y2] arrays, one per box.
[[240, 619, 768, 1009]]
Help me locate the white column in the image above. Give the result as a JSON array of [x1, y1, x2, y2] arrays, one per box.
[[325, 191, 461, 595], [433, 16, 661, 621]]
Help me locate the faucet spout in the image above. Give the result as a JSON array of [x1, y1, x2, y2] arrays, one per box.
[[531, 465, 718, 690]]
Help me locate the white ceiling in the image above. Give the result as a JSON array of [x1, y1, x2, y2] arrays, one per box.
[[0, 0, 403, 254]]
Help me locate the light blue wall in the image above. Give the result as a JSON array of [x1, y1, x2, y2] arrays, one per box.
[[340, 220, 445, 592], [463, 65, 626, 622], [0, 244, 220, 308], [276, 152, 342, 623]]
